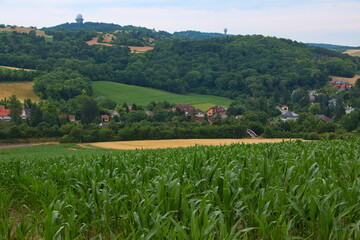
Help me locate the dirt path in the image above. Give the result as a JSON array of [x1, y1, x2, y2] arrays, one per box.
[[87, 138, 302, 150]]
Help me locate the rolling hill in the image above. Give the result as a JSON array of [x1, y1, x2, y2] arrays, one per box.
[[92, 81, 232, 110]]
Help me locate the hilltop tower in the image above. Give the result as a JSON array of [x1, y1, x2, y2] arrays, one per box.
[[76, 14, 84, 24]]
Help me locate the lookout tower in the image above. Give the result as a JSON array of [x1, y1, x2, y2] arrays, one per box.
[[76, 14, 84, 24]]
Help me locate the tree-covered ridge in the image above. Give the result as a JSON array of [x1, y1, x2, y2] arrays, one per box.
[[123, 35, 359, 99], [44, 22, 172, 46], [0, 30, 359, 103], [173, 30, 229, 40]]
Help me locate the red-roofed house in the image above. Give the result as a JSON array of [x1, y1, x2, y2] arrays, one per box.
[[206, 105, 226, 117], [58, 115, 76, 122], [172, 104, 195, 116], [68, 115, 76, 122], [101, 115, 110, 122], [0, 109, 11, 121]]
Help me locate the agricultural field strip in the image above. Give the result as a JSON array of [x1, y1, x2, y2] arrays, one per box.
[[88, 138, 299, 150]]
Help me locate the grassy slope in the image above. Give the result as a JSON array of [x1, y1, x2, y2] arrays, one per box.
[[0, 144, 120, 161], [93, 81, 232, 111]]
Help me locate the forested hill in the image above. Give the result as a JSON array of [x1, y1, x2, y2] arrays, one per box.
[[123, 35, 359, 99], [173, 31, 229, 40], [307, 43, 360, 52], [44, 23, 229, 41], [0, 29, 359, 102]]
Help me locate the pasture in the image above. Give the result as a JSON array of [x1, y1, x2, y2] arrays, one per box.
[[93, 81, 232, 110], [0, 138, 359, 239], [0, 81, 40, 102]]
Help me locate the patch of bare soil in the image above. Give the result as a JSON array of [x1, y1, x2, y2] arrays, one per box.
[[89, 138, 303, 150], [0, 65, 33, 71], [0, 26, 51, 37]]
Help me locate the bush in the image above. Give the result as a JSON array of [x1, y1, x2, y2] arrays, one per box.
[[59, 134, 77, 143]]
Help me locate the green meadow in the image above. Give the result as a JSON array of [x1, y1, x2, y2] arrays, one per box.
[[92, 81, 232, 111]]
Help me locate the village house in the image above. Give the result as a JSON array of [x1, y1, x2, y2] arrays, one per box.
[[20, 109, 31, 120], [206, 105, 226, 117], [195, 109, 205, 118], [0, 105, 11, 121], [109, 110, 120, 117], [315, 114, 333, 122], [58, 115, 76, 122], [344, 106, 355, 114], [328, 99, 339, 110], [281, 111, 299, 121], [172, 104, 195, 116], [308, 90, 317, 103], [101, 115, 110, 122], [277, 105, 299, 121], [330, 80, 352, 91]]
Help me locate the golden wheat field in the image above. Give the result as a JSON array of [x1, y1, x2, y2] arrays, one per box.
[[0, 82, 40, 101], [331, 74, 360, 85], [343, 49, 360, 57], [0, 65, 33, 71], [85, 138, 301, 150]]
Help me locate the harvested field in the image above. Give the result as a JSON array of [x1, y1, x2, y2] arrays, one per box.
[[0, 26, 51, 37], [86, 37, 154, 53], [344, 49, 360, 57], [0, 65, 33, 71], [0, 81, 40, 102], [331, 74, 360, 85], [129, 46, 154, 53], [88, 138, 302, 150], [86, 37, 114, 46]]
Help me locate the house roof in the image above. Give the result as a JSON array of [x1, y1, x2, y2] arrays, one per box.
[[101, 115, 109, 119], [0, 109, 11, 117], [208, 105, 226, 112], [68, 115, 76, 120], [282, 112, 299, 118], [315, 114, 332, 122], [109, 110, 119, 116], [173, 104, 194, 110]]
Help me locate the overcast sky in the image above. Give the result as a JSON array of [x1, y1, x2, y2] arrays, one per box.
[[0, 0, 359, 46]]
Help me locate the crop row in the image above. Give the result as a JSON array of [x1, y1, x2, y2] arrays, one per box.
[[0, 138, 359, 239]]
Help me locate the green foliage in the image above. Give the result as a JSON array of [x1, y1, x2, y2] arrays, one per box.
[[33, 69, 92, 100], [0, 139, 359, 238], [0, 67, 39, 82], [173, 30, 228, 40]]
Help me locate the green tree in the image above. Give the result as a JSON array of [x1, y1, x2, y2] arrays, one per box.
[[8, 95, 22, 124]]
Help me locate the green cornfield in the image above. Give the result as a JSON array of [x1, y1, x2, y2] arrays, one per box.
[[0, 139, 359, 239]]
